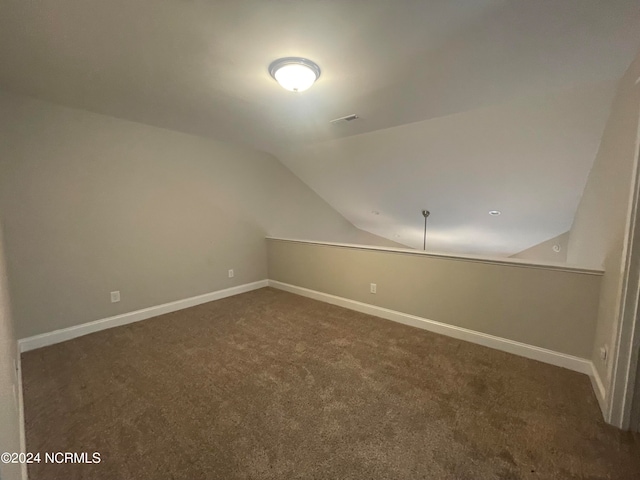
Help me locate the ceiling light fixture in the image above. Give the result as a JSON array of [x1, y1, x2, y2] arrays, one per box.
[[269, 57, 321, 92], [489, 210, 501, 216]]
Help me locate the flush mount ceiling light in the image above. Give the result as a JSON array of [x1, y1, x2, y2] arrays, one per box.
[[489, 210, 501, 216], [269, 57, 321, 92]]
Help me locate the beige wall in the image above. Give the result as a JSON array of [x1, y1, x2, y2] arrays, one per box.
[[510, 231, 569, 263], [0, 219, 23, 480], [267, 239, 602, 359], [0, 92, 396, 338], [567, 51, 640, 386]]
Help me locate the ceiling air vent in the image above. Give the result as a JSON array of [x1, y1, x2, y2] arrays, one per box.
[[330, 114, 359, 125]]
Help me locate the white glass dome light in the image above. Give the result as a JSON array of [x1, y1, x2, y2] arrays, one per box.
[[269, 57, 321, 92]]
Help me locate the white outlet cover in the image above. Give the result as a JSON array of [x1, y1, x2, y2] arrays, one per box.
[[599, 346, 608, 360], [228, 269, 234, 278], [370, 283, 377, 294], [110, 291, 121, 303]]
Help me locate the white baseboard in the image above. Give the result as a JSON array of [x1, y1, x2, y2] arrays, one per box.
[[268, 280, 593, 375], [589, 362, 608, 415], [19, 280, 268, 352], [18, 277, 595, 378]]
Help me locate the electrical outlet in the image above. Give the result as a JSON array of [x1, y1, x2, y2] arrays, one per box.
[[110, 291, 120, 303], [228, 269, 234, 278], [370, 283, 377, 294], [599, 345, 608, 363]]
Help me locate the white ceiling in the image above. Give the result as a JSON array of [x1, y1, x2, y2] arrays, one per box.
[[1, 1, 639, 255], [279, 81, 617, 255]]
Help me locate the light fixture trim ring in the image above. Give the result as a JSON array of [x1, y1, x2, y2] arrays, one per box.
[[269, 57, 321, 80], [269, 57, 321, 82]]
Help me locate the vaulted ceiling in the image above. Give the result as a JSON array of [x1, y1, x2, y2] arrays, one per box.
[[1, 1, 639, 255]]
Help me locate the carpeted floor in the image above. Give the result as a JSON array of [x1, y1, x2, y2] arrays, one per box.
[[22, 287, 640, 479]]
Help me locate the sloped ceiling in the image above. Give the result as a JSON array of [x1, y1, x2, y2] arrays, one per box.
[[279, 82, 616, 255], [0, 1, 639, 255]]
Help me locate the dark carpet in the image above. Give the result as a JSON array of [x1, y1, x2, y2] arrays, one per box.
[[22, 287, 640, 479]]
